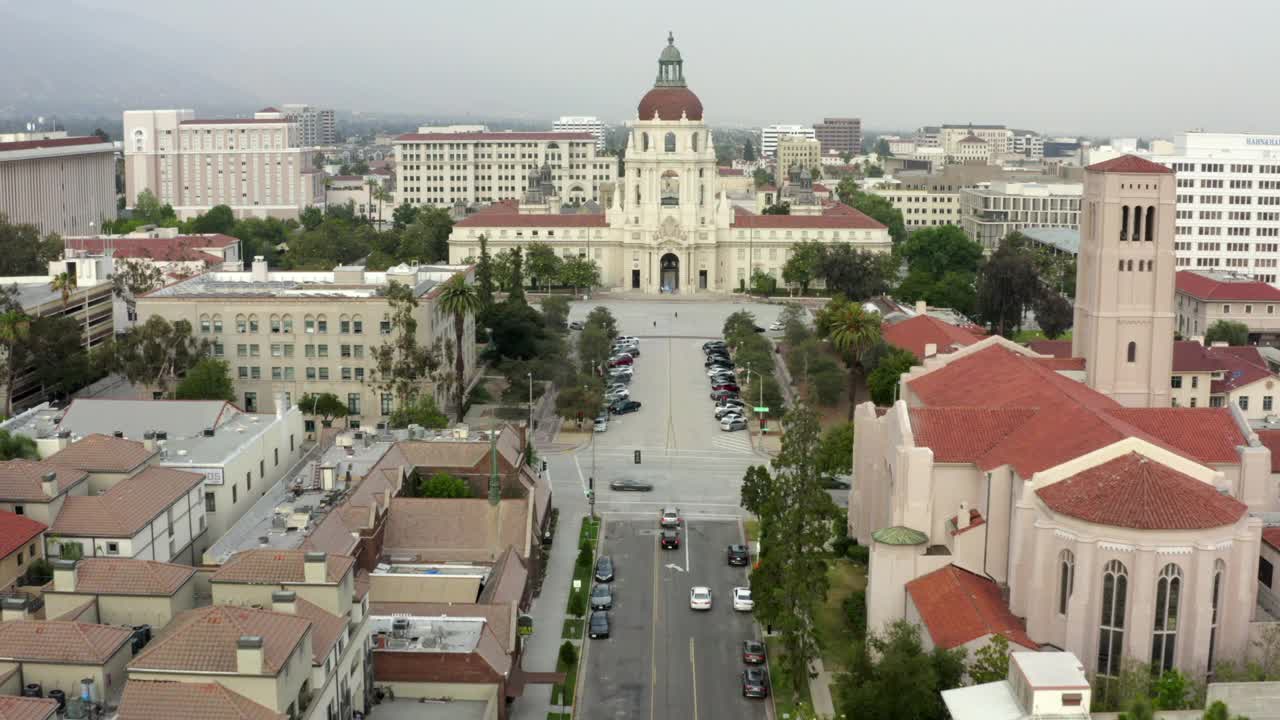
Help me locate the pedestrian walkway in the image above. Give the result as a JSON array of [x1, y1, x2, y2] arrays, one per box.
[[807, 657, 837, 719], [711, 432, 754, 453]]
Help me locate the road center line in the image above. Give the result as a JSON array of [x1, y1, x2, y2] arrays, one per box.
[[689, 636, 699, 720], [685, 517, 691, 576], [649, 520, 661, 720]]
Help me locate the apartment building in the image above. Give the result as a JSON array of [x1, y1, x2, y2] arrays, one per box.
[[759, 124, 814, 158], [775, 135, 822, 179], [135, 259, 476, 422], [814, 117, 862, 156], [123, 108, 324, 220], [0, 509, 45, 591], [393, 130, 613, 208], [1175, 269, 1280, 344], [959, 181, 1083, 248], [279, 104, 337, 147], [0, 618, 134, 707], [42, 558, 198, 630], [552, 116, 606, 150], [0, 135, 117, 236]]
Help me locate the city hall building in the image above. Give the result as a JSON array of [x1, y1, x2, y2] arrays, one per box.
[[448, 35, 891, 294]]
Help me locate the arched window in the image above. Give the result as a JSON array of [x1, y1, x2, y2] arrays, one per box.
[[281, 314, 293, 333], [132, 129, 145, 153], [1058, 549, 1075, 615], [1151, 563, 1183, 673], [304, 314, 315, 334], [1208, 559, 1225, 675], [1133, 204, 1144, 243], [1145, 206, 1155, 241], [248, 314, 259, 333], [641, 133, 650, 152], [269, 314, 281, 334], [1127, 341, 1137, 363], [1097, 560, 1128, 678], [352, 314, 364, 334], [339, 314, 351, 334], [316, 314, 328, 333], [212, 314, 223, 333], [691, 133, 699, 152], [664, 132, 676, 153], [199, 314, 211, 334], [1120, 206, 1130, 241], [235, 314, 247, 333]]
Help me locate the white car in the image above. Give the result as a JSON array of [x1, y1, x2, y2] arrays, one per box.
[[617, 336, 638, 343], [593, 418, 608, 433], [609, 367, 634, 378], [707, 367, 736, 377], [605, 389, 630, 403], [689, 586, 713, 611], [733, 587, 754, 612], [768, 321, 784, 331]]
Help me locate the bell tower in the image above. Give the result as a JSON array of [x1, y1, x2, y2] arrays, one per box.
[[1071, 155, 1176, 408]]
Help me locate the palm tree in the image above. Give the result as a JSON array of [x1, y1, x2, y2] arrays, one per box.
[[50, 271, 77, 306], [0, 310, 30, 417], [828, 303, 882, 419], [436, 275, 482, 422]]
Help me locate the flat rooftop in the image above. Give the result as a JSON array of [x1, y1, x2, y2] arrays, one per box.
[[3, 276, 111, 310], [1012, 651, 1089, 688], [373, 562, 491, 579], [373, 698, 491, 720], [368, 614, 485, 653], [1022, 227, 1080, 255], [145, 264, 468, 299]]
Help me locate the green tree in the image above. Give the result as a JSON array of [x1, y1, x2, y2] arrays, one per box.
[[819, 243, 893, 300], [110, 259, 164, 317], [300, 392, 349, 427], [556, 378, 604, 425], [0, 429, 38, 460], [722, 310, 758, 348], [507, 247, 527, 304], [899, 226, 984, 278], [1118, 699, 1155, 720], [782, 241, 824, 295], [188, 205, 236, 235], [299, 206, 323, 231], [865, 165, 885, 178], [526, 242, 562, 293], [750, 269, 776, 295], [866, 347, 916, 405], [835, 181, 907, 245], [24, 315, 91, 402], [1202, 700, 1249, 720], [486, 300, 549, 360], [815, 421, 854, 479], [94, 316, 208, 397], [392, 201, 419, 231], [577, 324, 612, 375], [827, 303, 883, 418], [387, 394, 448, 429], [0, 306, 30, 417], [491, 249, 515, 294], [475, 234, 495, 309], [976, 234, 1041, 336], [418, 472, 472, 498], [558, 256, 600, 294], [0, 213, 63, 276], [1206, 319, 1250, 346], [837, 620, 966, 720], [1034, 291, 1074, 339], [762, 202, 791, 215], [967, 634, 1011, 684], [49, 271, 76, 306], [585, 306, 618, 342], [372, 281, 441, 412], [437, 275, 481, 422], [133, 189, 174, 225], [397, 208, 453, 263], [743, 139, 756, 161], [780, 303, 812, 347], [174, 358, 235, 401], [752, 168, 773, 188], [540, 295, 571, 331]]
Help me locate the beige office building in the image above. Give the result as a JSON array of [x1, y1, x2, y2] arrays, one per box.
[[959, 181, 1083, 248], [775, 135, 822, 181], [136, 259, 475, 423], [123, 108, 324, 220], [0, 136, 117, 236]]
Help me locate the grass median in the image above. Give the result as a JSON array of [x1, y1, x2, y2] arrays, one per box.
[[562, 516, 601, 639]]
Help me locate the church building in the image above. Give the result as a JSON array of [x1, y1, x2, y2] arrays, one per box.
[[852, 154, 1275, 683], [448, 35, 891, 294]]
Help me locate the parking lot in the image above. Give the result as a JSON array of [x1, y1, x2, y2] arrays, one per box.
[[578, 516, 766, 720]]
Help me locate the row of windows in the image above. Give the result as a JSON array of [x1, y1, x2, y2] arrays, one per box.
[[199, 314, 383, 335]]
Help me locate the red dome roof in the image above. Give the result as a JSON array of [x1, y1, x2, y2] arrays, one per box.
[[637, 86, 703, 121]]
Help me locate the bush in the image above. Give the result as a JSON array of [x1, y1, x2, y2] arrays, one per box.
[[843, 590, 867, 636], [576, 546, 593, 569], [848, 543, 870, 565], [568, 590, 587, 617], [832, 534, 854, 558], [559, 640, 578, 666]]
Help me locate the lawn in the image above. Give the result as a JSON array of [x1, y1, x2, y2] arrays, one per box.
[[768, 648, 816, 720], [815, 558, 867, 668], [561, 618, 583, 639], [549, 648, 580, 711], [744, 518, 760, 545], [1013, 328, 1072, 344], [563, 517, 601, 638]]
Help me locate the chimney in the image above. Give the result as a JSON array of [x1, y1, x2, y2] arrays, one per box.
[[236, 636, 265, 674], [915, 300, 927, 315], [143, 431, 156, 452], [303, 551, 327, 584], [957, 501, 971, 530], [41, 471, 58, 498], [251, 256, 269, 282], [271, 590, 297, 614], [320, 465, 336, 491], [924, 343, 938, 359], [53, 559, 78, 592], [1, 597, 30, 622]]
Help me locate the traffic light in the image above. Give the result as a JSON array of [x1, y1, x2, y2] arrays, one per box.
[[634, 450, 641, 464], [588, 476, 594, 490]]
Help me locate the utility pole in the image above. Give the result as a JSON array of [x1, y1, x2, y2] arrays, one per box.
[[526, 372, 534, 446]]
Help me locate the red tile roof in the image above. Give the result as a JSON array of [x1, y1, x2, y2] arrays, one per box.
[[1175, 270, 1280, 301], [1207, 345, 1274, 393], [258, 107, 280, 113], [454, 202, 608, 228], [293, 597, 346, 664], [0, 509, 46, 560], [45, 433, 156, 472], [1027, 339, 1072, 358], [1037, 452, 1246, 530], [1032, 356, 1087, 371], [909, 408, 1037, 463], [905, 565, 1037, 650], [395, 131, 594, 143], [0, 696, 58, 720], [1172, 340, 1227, 373], [51, 466, 204, 538], [1086, 154, 1174, 174], [60, 558, 195, 596], [119, 680, 284, 720], [717, 167, 744, 176], [1257, 430, 1280, 473], [0, 460, 88, 502], [0, 621, 132, 664], [1263, 527, 1280, 552], [637, 86, 703, 121], [882, 315, 985, 360], [211, 549, 355, 585], [129, 605, 311, 675], [0, 136, 111, 153], [731, 203, 887, 230], [1105, 408, 1245, 464]]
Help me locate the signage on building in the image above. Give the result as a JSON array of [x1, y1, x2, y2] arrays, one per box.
[[179, 466, 225, 486], [1245, 137, 1280, 146]]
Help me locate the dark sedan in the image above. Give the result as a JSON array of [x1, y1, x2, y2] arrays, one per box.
[[727, 544, 750, 566], [608, 355, 634, 368], [610, 399, 642, 415], [742, 640, 766, 664], [589, 610, 611, 639], [702, 340, 727, 351], [710, 389, 739, 401], [594, 556, 614, 583], [660, 529, 681, 549], [590, 584, 613, 610], [742, 667, 769, 698], [609, 478, 654, 492]]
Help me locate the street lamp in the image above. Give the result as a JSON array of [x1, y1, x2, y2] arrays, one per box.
[[526, 372, 534, 443], [745, 362, 765, 439]]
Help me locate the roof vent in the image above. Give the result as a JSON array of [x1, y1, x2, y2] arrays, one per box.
[[56, 430, 71, 439], [155, 431, 168, 440], [112, 430, 124, 438]]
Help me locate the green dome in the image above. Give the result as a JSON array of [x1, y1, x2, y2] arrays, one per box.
[[872, 526, 928, 546], [660, 32, 682, 62]]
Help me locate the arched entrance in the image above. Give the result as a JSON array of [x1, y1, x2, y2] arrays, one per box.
[[660, 253, 679, 293]]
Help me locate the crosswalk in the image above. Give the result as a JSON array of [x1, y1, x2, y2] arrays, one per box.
[[711, 432, 754, 453]]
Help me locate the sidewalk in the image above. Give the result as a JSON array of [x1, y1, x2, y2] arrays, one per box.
[[808, 657, 837, 718]]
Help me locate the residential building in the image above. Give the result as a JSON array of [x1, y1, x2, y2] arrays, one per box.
[[0, 620, 134, 707], [393, 129, 613, 208], [134, 259, 476, 419], [759, 124, 814, 158], [122, 108, 324, 220], [552, 116, 606, 150], [449, 35, 891, 294], [943, 652, 1090, 720], [853, 156, 1269, 680], [118, 680, 285, 720], [4, 397, 306, 559], [0, 135, 117, 237], [959, 181, 1083, 248], [1175, 269, 1280, 344], [0, 460, 86, 527], [0, 509, 45, 591], [775, 135, 822, 180], [279, 104, 337, 147], [813, 117, 862, 156], [0, 697, 57, 720], [42, 557, 197, 629]]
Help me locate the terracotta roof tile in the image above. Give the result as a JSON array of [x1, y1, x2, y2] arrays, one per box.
[[883, 315, 985, 360], [1207, 346, 1274, 393], [905, 565, 1037, 650], [1257, 430, 1280, 473], [1172, 340, 1226, 372], [1037, 452, 1246, 529], [51, 466, 204, 538], [909, 408, 1037, 463], [46, 433, 156, 473], [1027, 339, 1072, 358], [0, 460, 87, 502], [1175, 271, 1280, 301], [1104, 408, 1245, 464], [731, 204, 887, 230], [0, 696, 57, 720], [65, 235, 237, 261], [1264, 527, 1280, 552], [1086, 154, 1174, 174], [0, 136, 110, 153], [59, 558, 195, 596], [293, 597, 346, 664], [129, 605, 311, 675], [717, 167, 744, 176], [0, 510, 46, 559], [211, 549, 355, 585], [119, 681, 284, 720], [0, 621, 132, 664], [52, 599, 96, 622], [384, 497, 530, 562], [454, 204, 608, 228], [1032, 356, 1086, 371]]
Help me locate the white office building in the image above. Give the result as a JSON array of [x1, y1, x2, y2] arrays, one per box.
[[760, 124, 815, 158], [959, 181, 1083, 248], [553, 116, 606, 150]]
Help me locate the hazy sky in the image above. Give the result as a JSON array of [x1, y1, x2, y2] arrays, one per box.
[[8, 0, 1280, 137]]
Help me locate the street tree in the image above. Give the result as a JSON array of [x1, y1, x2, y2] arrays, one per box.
[[1034, 291, 1074, 339], [782, 241, 824, 295], [437, 275, 481, 422], [174, 358, 236, 401], [95, 316, 208, 397], [372, 280, 441, 412], [722, 310, 758, 348], [526, 242, 563, 293], [837, 620, 966, 720], [559, 256, 600, 295], [819, 243, 893, 300], [585, 306, 618, 341], [827, 302, 883, 418], [299, 392, 349, 427], [1206, 319, 1250, 346], [540, 295, 571, 331], [815, 422, 854, 479], [555, 378, 603, 426], [578, 325, 612, 375], [976, 234, 1041, 336]]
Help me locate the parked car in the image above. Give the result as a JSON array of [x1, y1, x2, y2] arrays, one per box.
[[589, 610, 611, 639], [742, 667, 769, 698], [590, 584, 613, 610], [716, 398, 747, 410], [710, 389, 740, 401], [617, 336, 638, 344], [660, 507, 681, 527], [727, 544, 750, 566], [702, 340, 727, 351], [608, 369, 634, 381], [609, 478, 654, 492], [715, 406, 746, 420], [711, 383, 740, 393], [705, 355, 731, 368], [593, 418, 608, 433], [733, 587, 754, 612], [721, 417, 748, 432], [768, 321, 784, 331], [742, 640, 766, 665], [594, 556, 614, 583], [604, 388, 630, 403], [660, 529, 681, 549], [709, 372, 737, 383], [689, 586, 713, 611], [608, 355, 634, 368], [610, 399, 642, 415], [569, 321, 585, 330], [614, 346, 640, 358]]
